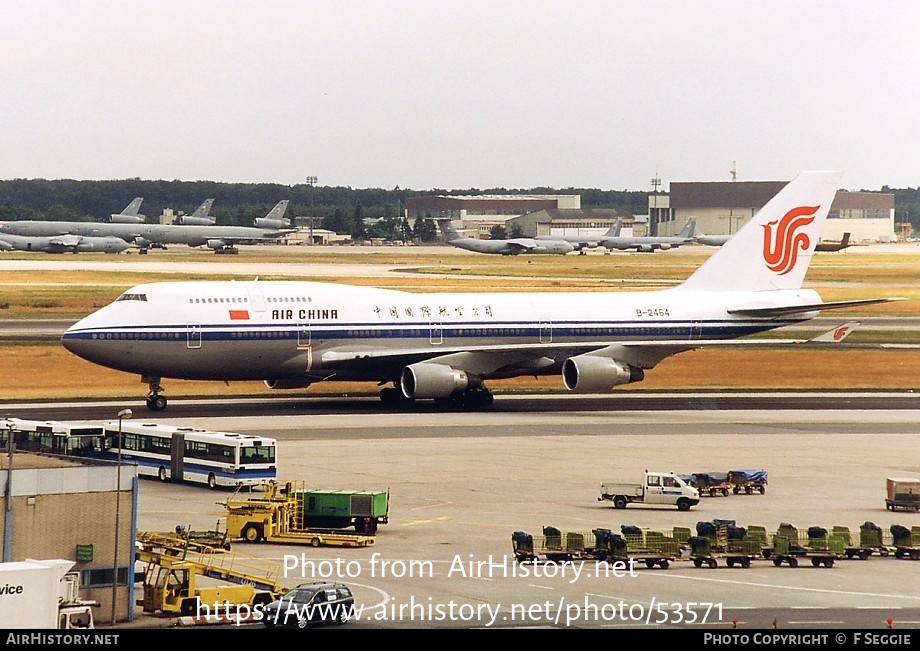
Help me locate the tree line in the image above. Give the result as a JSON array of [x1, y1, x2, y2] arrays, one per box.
[[0, 178, 648, 242], [0, 178, 914, 242]]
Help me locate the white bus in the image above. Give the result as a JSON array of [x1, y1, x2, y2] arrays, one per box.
[[0, 418, 106, 457], [100, 421, 277, 489]]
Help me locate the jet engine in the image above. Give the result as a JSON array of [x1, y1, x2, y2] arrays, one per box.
[[658, 243, 672, 250], [109, 214, 145, 224], [264, 379, 312, 390], [399, 363, 470, 400], [561, 355, 644, 393], [253, 217, 291, 229], [175, 216, 216, 226], [636, 244, 655, 253], [207, 239, 229, 250]]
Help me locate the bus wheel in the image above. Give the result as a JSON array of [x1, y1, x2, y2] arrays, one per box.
[[207, 473, 217, 490], [311, 537, 321, 547], [158, 467, 168, 482]]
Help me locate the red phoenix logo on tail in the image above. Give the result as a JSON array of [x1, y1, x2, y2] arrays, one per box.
[[762, 205, 819, 275]]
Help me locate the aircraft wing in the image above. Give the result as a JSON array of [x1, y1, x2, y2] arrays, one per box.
[[318, 323, 860, 378], [728, 297, 904, 318], [504, 239, 541, 253]]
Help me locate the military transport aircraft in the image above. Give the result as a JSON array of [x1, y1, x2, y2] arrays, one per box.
[[0, 219, 293, 254], [437, 219, 575, 255], [0, 232, 129, 253], [597, 217, 697, 252], [61, 171, 899, 412]]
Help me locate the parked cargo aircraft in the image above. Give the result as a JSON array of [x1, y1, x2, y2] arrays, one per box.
[[61, 171, 898, 412], [534, 222, 622, 252], [0, 232, 129, 253], [173, 199, 216, 226], [0, 219, 293, 254], [598, 217, 697, 252], [108, 197, 146, 224], [437, 219, 575, 255]]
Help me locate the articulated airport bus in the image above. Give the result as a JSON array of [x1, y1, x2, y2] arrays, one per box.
[[1, 418, 277, 490]]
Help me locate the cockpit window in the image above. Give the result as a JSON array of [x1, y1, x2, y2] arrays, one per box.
[[116, 293, 147, 302]]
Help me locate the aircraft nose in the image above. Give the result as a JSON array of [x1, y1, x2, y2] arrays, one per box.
[[61, 319, 97, 360]]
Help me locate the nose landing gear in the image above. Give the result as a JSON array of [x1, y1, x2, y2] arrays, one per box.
[[144, 376, 167, 411]]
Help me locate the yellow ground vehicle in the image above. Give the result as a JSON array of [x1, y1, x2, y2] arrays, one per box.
[[136, 535, 288, 616], [222, 480, 383, 546]]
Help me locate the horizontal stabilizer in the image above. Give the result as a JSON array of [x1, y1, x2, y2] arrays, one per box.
[[808, 322, 859, 343], [728, 297, 904, 318]]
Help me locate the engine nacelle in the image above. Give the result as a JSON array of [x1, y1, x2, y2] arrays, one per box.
[[207, 239, 229, 250], [254, 217, 291, 229], [110, 214, 145, 224], [175, 216, 216, 226], [562, 355, 644, 393], [264, 379, 312, 390], [399, 363, 470, 400], [659, 243, 672, 250], [636, 244, 655, 253]]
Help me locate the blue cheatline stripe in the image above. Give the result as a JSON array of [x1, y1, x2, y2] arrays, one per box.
[[104, 453, 276, 484], [63, 319, 793, 342]]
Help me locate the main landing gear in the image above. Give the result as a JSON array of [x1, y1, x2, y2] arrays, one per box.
[[378, 385, 495, 409], [144, 376, 167, 411]]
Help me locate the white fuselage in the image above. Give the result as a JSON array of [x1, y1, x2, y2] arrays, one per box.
[[61, 280, 817, 383]]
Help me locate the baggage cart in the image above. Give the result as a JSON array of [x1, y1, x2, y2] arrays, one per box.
[[690, 472, 733, 497], [728, 469, 768, 495], [687, 520, 762, 568], [769, 524, 843, 567], [890, 525, 920, 560]]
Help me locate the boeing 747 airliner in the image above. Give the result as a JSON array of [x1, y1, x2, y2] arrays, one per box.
[[61, 171, 897, 411]]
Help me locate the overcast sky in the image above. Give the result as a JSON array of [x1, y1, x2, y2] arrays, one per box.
[[1, 1, 917, 192]]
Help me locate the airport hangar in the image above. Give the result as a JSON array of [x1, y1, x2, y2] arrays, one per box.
[[403, 181, 896, 243]]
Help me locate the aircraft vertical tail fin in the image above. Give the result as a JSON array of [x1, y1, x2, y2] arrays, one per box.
[[677, 217, 696, 239], [264, 200, 290, 221], [121, 198, 144, 216], [678, 171, 843, 293], [603, 219, 622, 237], [191, 198, 215, 218], [436, 219, 462, 242]]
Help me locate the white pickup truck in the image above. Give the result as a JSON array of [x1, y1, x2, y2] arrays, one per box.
[[598, 471, 700, 511]]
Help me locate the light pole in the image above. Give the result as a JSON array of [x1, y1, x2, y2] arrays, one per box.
[[111, 408, 132, 624], [306, 176, 317, 245], [3, 422, 12, 563], [650, 174, 661, 236]]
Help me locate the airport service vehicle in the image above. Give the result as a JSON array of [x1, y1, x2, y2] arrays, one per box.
[[885, 477, 920, 512], [0, 559, 97, 629], [222, 480, 388, 545], [100, 421, 277, 489], [598, 471, 699, 511]]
